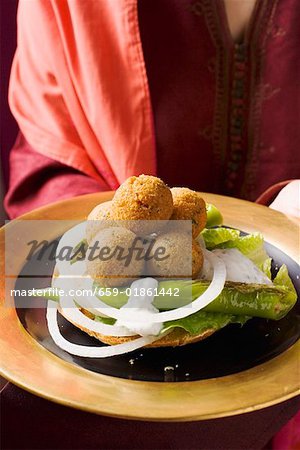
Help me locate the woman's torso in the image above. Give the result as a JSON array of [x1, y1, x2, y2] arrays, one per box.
[[138, 0, 300, 200]]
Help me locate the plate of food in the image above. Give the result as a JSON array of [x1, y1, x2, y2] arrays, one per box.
[[0, 175, 299, 421]]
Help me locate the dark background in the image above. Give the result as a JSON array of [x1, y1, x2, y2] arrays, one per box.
[[0, 0, 18, 188], [0, 0, 18, 389]]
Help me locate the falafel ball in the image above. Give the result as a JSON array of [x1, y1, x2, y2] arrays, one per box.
[[111, 175, 173, 235], [171, 187, 207, 238], [86, 227, 144, 287], [147, 231, 203, 279], [86, 201, 113, 244]]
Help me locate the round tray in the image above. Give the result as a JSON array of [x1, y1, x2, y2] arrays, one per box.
[[0, 192, 299, 421]]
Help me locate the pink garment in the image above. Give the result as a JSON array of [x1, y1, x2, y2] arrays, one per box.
[[4, 133, 108, 218], [9, 0, 156, 187], [273, 413, 300, 450]]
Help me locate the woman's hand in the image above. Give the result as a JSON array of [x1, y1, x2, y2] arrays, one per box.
[[270, 180, 300, 218]]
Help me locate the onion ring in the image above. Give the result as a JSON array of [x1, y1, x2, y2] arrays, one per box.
[[47, 300, 166, 357], [72, 251, 226, 324]]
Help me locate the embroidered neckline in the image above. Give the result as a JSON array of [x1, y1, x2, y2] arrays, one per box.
[[190, 0, 272, 197]]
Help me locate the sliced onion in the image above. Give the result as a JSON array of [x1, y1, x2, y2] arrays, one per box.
[[75, 251, 226, 324], [55, 222, 87, 276], [52, 273, 109, 318], [152, 251, 226, 321], [56, 222, 87, 255], [59, 295, 136, 337], [74, 297, 109, 319], [47, 300, 165, 357]]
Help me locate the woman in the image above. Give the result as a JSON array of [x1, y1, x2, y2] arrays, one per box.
[[3, 0, 299, 449], [5, 0, 300, 217]]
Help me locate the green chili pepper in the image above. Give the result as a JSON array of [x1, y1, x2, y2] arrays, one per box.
[[206, 203, 223, 228]]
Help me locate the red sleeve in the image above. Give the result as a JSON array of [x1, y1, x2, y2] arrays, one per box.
[[255, 180, 295, 206], [4, 133, 110, 219]]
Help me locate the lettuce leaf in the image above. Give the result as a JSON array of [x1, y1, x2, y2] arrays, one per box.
[[274, 264, 297, 294], [93, 309, 249, 337], [162, 311, 249, 336], [219, 233, 269, 268], [201, 227, 270, 271], [201, 228, 240, 249], [260, 257, 272, 279]]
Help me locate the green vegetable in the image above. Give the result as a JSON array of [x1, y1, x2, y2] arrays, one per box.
[[201, 227, 240, 249], [199, 281, 296, 320], [93, 309, 249, 336], [206, 203, 223, 228], [152, 280, 297, 320], [273, 263, 296, 291], [261, 258, 272, 280], [162, 311, 249, 336], [201, 227, 270, 270], [36, 278, 297, 321], [218, 233, 269, 268], [34, 224, 296, 332], [70, 239, 88, 265], [79, 267, 297, 334], [94, 316, 115, 325], [92, 309, 248, 336], [92, 272, 297, 333]]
